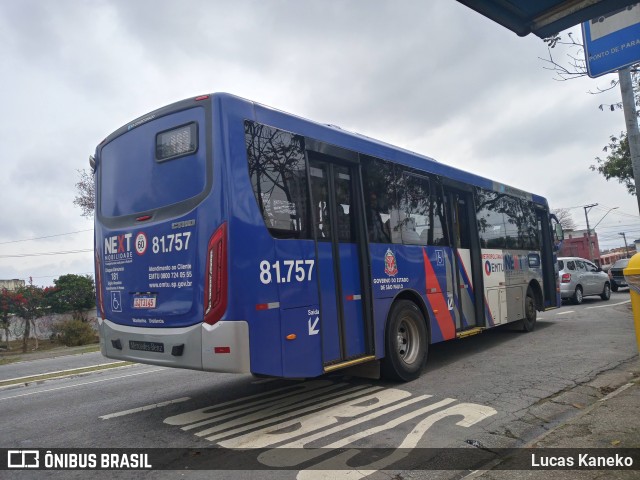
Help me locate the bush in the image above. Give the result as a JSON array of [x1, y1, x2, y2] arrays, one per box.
[[52, 319, 97, 347]]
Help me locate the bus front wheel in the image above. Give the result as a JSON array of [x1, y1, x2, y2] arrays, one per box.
[[381, 300, 428, 382]]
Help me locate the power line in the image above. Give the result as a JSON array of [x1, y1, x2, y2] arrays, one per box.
[[0, 249, 92, 259], [0, 229, 92, 245], [30, 272, 94, 279]]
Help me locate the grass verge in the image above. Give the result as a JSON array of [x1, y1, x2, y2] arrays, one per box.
[[0, 361, 133, 388]]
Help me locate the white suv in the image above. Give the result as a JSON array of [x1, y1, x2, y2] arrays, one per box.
[[558, 257, 611, 304]]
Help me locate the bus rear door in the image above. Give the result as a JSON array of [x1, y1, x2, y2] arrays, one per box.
[[443, 187, 483, 332], [307, 148, 374, 371]]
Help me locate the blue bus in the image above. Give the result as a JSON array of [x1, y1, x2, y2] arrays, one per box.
[[93, 93, 562, 381]]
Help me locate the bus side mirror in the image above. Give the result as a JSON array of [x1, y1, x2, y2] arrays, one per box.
[[550, 214, 564, 251], [89, 155, 96, 173], [554, 222, 564, 241]]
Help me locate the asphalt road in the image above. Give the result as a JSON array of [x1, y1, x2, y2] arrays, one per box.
[[1, 293, 637, 479]]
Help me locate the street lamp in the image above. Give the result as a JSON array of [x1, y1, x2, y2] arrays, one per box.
[[583, 205, 618, 262], [620, 232, 630, 258], [592, 206, 619, 230]]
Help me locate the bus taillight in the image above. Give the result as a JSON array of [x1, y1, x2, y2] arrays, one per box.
[[204, 223, 228, 325], [94, 250, 105, 320]]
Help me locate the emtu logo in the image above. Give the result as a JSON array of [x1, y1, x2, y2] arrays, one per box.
[[104, 234, 132, 254]]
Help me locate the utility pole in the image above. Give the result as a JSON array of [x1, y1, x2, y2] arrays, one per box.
[[620, 232, 629, 258], [583, 203, 598, 262], [618, 67, 640, 214]]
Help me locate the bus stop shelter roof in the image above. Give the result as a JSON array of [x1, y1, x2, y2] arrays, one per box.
[[456, 0, 638, 38]]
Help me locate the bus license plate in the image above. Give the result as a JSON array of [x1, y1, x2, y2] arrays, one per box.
[[133, 295, 157, 309], [129, 341, 164, 353]]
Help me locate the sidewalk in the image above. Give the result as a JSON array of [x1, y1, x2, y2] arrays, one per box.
[[472, 357, 640, 479]]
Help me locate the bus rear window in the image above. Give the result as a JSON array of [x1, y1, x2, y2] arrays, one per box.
[[100, 108, 207, 217], [156, 122, 198, 162]]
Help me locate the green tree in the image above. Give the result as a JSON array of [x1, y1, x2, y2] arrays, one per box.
[[590, 133, 635, 196], [47, 274, 96, 322]]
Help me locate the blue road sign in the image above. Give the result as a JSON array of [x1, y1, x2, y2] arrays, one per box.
[[582, 4, 640, 78]]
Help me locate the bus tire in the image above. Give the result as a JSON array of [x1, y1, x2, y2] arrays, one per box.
[[520, 287, 536, 332], [381, 300, 428, 382]]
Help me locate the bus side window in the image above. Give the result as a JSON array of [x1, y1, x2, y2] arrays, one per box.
[[245, 121, 311, 239], [476, 187, 539, 250], [456, 197, 472, 250], [335, 167, 355, 243], [362, 156, 398, 243], [399, 172, 430, 245], [309, 164, 331, 240], [431, 187, 448, 246]]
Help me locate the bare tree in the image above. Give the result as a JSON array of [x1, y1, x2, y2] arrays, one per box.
[[541, 33, 639, 193], [73, 168, 95, 217], [552, 208, 577, 230]]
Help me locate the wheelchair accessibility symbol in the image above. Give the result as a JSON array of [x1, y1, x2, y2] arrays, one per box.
[[111, 291, 122, 312]]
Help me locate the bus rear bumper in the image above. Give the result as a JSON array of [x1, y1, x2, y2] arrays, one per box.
[[98, 318, 250, 373]]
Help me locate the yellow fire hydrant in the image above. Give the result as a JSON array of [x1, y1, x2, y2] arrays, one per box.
[[623, 253, 640, 352]]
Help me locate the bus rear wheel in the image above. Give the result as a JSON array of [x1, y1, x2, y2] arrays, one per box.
[[381, 300, 428, 382], [520, 287, 536, 332]]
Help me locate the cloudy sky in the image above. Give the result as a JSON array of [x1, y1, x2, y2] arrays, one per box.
[[1, 0, 639, 286]]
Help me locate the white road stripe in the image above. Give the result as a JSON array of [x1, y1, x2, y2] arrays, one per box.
[[100, 397, 191, 419], [0, 368, 164, 401], [586, 299, 631, 309], [556, 310, 574, 315]]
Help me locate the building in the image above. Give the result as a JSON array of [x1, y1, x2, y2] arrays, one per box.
[[559, 229, 601, 264], [0, 279, 25, 291]]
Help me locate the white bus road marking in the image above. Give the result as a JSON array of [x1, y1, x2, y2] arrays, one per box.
[[586, 299, 631, 309], [258, 396, 453, 460], [0, 368, 164, 401], [212, 387, 410, 447], [164, 380, 498, 477], [294, 403, 498, 480], [100, 397, 191, 419], [165, 380, 336, 429], [556, 310, 574, 315], [187, 384, 375, 435]]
